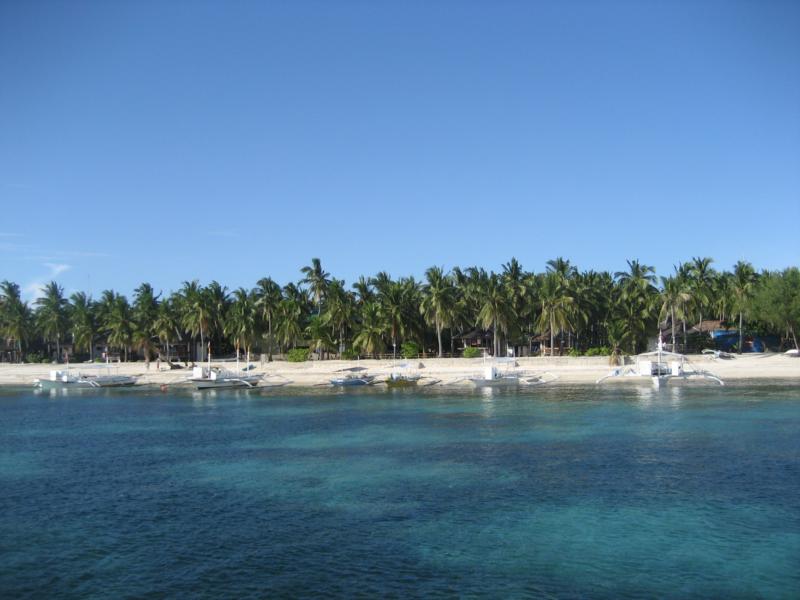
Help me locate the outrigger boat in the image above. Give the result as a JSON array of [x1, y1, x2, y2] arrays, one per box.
[[468, 357, 557, 388], [702, 349, 735, 360], [385, 362, 422, 388], [189, 366, 262, 389], [330, 374, 374, 386], [188, 345, 263, 390], [330, 366, 374, 387], [34, 368, 136, 389], [596, 335, 724, 388]]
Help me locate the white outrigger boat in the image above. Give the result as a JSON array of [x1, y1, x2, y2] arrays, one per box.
[[596, 336, 724, 388], [34, 368, 136, 389], [188, 346, 263, 390], [189, 366, 262, 389], [468, 358, 557, 388]]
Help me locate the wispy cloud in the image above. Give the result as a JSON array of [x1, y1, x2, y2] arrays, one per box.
[[26, 251, 111, 261], [44, 263, 72, 277], [20, 263, 73, 301], [23, 282, 46, 301]]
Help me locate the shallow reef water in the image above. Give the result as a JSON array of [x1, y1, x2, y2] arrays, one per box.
[[1, 383, 799, 598]]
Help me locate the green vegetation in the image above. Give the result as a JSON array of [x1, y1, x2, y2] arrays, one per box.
[[1, 258, 798, 364], [339, 348, 359, 360], [462, 347, 483, 358], [585, 347, 611, 357], [286, 348, 310, 362], [400, 341, 420, 359]]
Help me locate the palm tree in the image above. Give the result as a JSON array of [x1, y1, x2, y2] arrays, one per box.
[[132, 283, 159, 367], [35, 281, 68, 361], [255, 277, 282, 362], [69, 292, 96, 360], [477, 273, 515, 357], [732, 261, 758, 353], [282, 282, 310, 312], [276, 297, 303, 351], [301, 258, 330, 315], [674, 262, 694, 351], [352, 275, 374, 306], [501, 258, 531, 348], [615, 259, 657, 302], [659, 276, 691, 351], [537, 272, 573, 357], [605, 320, 629, 366], [377, 277, 419, 358], [225, 288, 258, 366], [421, 266, 455, 357], [104, 293, 134, 361], [205, 280, 230, 348], [305, 315, 335, 359], [353, 302, 384, 357], [1, 281, 31, 362], [614, 260, 657, 353], [322, 279, 354, 355], [546, 257, 577, 280], [153, 296, 181, 364], [179, 280, 212, 363], [690, 257, 714, 337], [370, 271, 393, 296], [711, 271, 733, 322]]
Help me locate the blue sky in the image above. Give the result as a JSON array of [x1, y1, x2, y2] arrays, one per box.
[[1, 0, 798, 300]]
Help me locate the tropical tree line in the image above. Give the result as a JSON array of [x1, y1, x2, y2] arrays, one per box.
[[1, 257, 798, 363]]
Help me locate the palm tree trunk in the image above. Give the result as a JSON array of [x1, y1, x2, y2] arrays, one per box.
[[268, 316, 273, 362], [739, 312, 744, 354], [682, 319, 687, 353], [671, 307, 676, 350], [437, 321, 443, 358]]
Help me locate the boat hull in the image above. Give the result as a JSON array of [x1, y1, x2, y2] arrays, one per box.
[[92, 376, 136, 387], [35, 379, 96, 389], [330, 377, 373, 387], [469, 377, 520, 388], [192, 376, 261, 390]]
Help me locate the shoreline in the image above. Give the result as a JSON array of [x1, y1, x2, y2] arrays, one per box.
[[1, 354, 798, 389]]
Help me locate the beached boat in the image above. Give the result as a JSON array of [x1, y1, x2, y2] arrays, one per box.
[[385, 372, 421, 387], [702, 349, 735, 360], [597, 336, 724, 388], [468, 358, 556, 388], [34, 369, 137, 389], [330, 373, 375, 387], [385, 362, 422, 387], [189, 366, 262, 389]]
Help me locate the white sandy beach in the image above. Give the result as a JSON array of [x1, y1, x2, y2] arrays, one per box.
[[1, 354, 798, 388]]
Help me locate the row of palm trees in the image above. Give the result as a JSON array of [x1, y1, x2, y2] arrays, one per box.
[[1, 257, 798, 363]]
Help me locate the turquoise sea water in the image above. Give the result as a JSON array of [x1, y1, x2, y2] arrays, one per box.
[[1, 383, 799, 598]]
